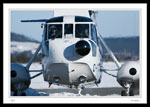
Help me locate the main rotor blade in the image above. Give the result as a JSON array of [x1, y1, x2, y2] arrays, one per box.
[[21, 19, 48, 22]]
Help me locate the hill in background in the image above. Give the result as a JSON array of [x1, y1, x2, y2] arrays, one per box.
[[11, 32, 40, 43], [102, 36, 139, 61], [103, 36, 139, 56]]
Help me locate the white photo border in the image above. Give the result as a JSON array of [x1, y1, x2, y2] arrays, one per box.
[[3, 3, 147, 104]]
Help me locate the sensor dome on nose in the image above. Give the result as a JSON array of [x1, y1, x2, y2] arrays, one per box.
[[75, 40, 90, 56], [129, 68, 137, 75]]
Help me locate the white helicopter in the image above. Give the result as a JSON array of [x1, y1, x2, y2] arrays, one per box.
[[11, 10, 140, 96]]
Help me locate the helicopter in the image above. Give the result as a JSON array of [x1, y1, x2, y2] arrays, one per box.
[[11, 10, 140, 96]]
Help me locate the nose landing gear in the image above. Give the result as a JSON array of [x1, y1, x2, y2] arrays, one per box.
[[121, 81, 134, 96], [12, 84, 26, 96], [77, 85, 85, 96]]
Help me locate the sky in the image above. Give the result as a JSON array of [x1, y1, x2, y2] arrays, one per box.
[[11, 10, 139, 41]]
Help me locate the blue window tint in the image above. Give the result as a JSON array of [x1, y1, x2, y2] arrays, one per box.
[[75, 24, 89, 38], [91, 24, 98, 44], [89, 40, 96, 57]]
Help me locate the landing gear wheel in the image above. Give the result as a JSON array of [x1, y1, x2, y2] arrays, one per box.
[[121, 81, 135, 96], [13, 92, 18, 96], [13, 91, 26, 96], [129, 90, 134, 96], [121, 90, 128, 96], [21, 92, 26, 96], [77, 85, 85, 96], [121, 90, 134, 96]]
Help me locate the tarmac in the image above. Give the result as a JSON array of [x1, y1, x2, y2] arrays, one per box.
[[37, 87, 139, 96]]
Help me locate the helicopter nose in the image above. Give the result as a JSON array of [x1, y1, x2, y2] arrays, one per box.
[[75, 40, 91, 56]]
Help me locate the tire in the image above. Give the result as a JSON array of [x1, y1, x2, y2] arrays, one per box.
[[129, 90, 134, 96], [121, 90, 128, 96]]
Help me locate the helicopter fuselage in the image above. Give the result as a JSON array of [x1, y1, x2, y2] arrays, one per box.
[[41, 16, 103, 87]]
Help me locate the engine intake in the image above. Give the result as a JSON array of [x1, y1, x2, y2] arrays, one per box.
[[129, 68, 137, 75], [11, 63, 31, 93], [117, 61, 139, 90]]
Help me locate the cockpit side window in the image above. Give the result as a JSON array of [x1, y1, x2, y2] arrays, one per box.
[[48, 24, 62, 39], [43, 24, 47, 41], [75, 24, 89, 38]]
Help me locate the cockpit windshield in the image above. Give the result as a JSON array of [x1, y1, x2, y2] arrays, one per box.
[[47, 23, 90, 40], [75, 24, 89, 38], [64, 24, 73, 38], [65, 24, 73, 35], [48, 24, 62, 39]]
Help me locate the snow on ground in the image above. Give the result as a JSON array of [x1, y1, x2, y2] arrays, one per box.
[[22, 63, 49, 89], [11, 42, 40, 54], [98, 62, 123, 88]]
